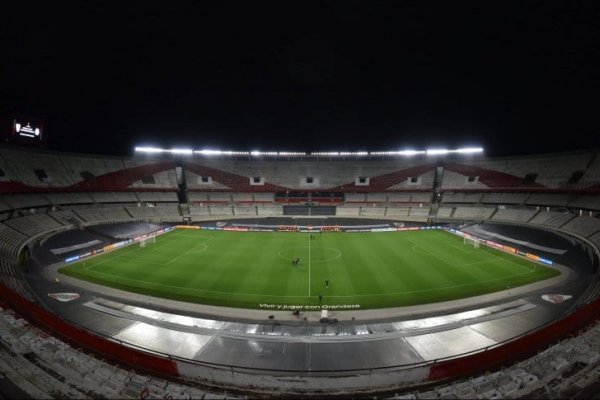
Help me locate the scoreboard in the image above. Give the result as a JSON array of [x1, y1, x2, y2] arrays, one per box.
[[13, 120, 42, 140], [1, 114, 46, 147]]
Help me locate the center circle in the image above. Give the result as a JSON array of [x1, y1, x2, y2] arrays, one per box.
[[277, 246, 342, 263]]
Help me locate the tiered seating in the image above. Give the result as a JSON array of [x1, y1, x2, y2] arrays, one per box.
[[187, 192, 209, 203], [525, 193, 572, 207], [441, 192, 483, 204], [345, 193, 366, 202], [48, 209, 80, 225], [233, 205, 256, 216], [65, 192, 95, 204], [491, 208, 538, 223], [209, 205, 233, 215], [0, 198, 12, 212], [436, 207, 454, 218], [481, 193, 528, 205], [561, 216, 600, 237], [0, 224, 29, 260], [411, 192, 432, 203], [89, 192, 138, 203], [0, 307, 234, 399], [44, 192, 75, 206], [387, 193, 411, 202], [440, 170, 487, 190], [3, 214, 64, 237], [408, 207, 430, 219], [385, 207, 410, 217], [452, 207, 496, 220], [2, 193, 51, 209], [124, 159, 178, 189], [208, 192, 232, 202], [135, 191, 178, 203], [253, 193, 275, 202], [256, 205, 283, 216], [529, 211, 575, 228], [189, 205, 211, 216], [366, 193, 387, 202], [61, 154, 126, 185], [126, 205, 181, 221], [72, 206, 132, 223], [569, 195, 600, 211], [359, 206, 386, 217], [231, 192, 253, 202], [0, 261, 37, 302], [336, 206, 360, 217], [1, 148, 74, 187]]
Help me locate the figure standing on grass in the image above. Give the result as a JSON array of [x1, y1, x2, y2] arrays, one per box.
[[325, 279, 329, 288], [318, 292, 323, 303]]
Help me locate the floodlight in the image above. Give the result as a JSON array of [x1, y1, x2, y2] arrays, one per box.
[[455, 147, 484, 154], [426, 149, 449, 156], [135, 147, 164, 153], [169, 148, 193, 155], [398, 150, 425, 156]]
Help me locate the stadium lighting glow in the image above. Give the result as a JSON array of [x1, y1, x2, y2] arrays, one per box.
[[426, 149, 450, 156], [169, 148, 193, 155], [135, 146, 483, 157], [398, 150, 426, 156], [135, 146, 164, 153], [455, 147, 484, 154]]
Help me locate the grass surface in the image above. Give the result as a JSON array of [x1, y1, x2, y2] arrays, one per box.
[[59, 229, 560, 310]]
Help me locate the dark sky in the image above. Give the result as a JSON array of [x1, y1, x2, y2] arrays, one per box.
[[2, 0, 599, 157]]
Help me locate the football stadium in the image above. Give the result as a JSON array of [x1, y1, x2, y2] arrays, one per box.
[[0, 144, 600, 398]]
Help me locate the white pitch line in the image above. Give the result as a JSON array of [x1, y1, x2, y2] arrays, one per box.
[[308, 233, 311, 297], [79, 263, 536, 299], [166, 237, 214, 265]]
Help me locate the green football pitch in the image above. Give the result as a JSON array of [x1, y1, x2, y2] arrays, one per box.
[[59, 229, 560, 310]]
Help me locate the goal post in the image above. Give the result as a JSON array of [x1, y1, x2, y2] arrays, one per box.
[[140, 236, 156, 247], [463, 236, 481, 248]]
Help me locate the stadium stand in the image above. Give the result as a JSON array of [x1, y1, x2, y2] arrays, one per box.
[[526, 193, 573, 207], [491, 208, 538, 223], [256, 204, 283, 216], [481, 192, 529, 205], [0, 224, 30, 261], [561, 216, 600, 238], [452, 206, 496, 221], [1, 145, 600, 398], [253, 192, 275, 202], [3, 213, 65, 237], [126, 205, 181, 221], [209, 204, 234, 216], [570, 195, 600, 211], [440, 192, 483, 204], [70, 206, 133, 224], [233, 205, 257, 216], [529, 211, 576, 228]]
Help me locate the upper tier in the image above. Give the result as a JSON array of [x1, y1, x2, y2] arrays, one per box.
[[0, 145, 599, 193]]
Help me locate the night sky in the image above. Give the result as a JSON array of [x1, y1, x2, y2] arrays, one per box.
[[2, 0, 599, 157]]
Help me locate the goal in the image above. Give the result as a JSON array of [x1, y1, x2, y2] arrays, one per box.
[[140, 236, 156, 247], [463, 236, 481, 248]]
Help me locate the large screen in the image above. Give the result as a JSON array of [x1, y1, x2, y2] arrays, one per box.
[[13, 119, 42, 140]]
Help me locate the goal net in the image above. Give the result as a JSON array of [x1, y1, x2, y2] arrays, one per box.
[[463, 236, 481, 248], [140, 236, 156, 247]]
